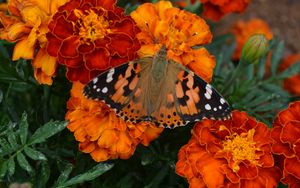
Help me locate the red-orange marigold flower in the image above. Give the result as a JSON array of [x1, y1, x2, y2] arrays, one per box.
[[201, 0, 251, 22], [278, 54, 300, 96], [176, 111, 281, 188], [46, 0, 141, 84], [66, 82, 163, 162], [231, 18, 273, 61], [271, 101, 300, 187], [130, 1, 215, 82]]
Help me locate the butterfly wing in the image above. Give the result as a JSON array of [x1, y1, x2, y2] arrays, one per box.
[[83, 58, 152, 122], [148, 60, 231, 128]]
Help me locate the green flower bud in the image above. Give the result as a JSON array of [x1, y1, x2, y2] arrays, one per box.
[[241, 34, 269, 64]]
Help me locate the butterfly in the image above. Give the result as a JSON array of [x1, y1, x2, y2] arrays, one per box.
[[83, 46, 231, 128]]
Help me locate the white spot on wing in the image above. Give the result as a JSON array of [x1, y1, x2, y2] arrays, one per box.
[[213, 108, 217, 111], [204, 92, 211, 99], [93, 77, 98, 84], [205, 104, 211, 110], [93, 85, 97, 89], [102, 87, 108, 93], [96, 88, 100, 92], [220, 98, 225, 104]]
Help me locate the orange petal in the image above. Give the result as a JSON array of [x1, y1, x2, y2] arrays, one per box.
[[12, 36, 36, 60], [90, 148, 110, 162], [33, 48, 57, 75]]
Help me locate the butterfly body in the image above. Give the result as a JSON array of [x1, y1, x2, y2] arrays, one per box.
[[84, 47, 231, 128]]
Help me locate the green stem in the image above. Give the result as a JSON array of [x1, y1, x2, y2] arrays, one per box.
[[221, 60, 249, 94]]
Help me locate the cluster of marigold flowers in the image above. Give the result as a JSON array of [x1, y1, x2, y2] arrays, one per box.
[[1, 0, 300, 187]]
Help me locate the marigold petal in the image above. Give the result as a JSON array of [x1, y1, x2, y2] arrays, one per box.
[[84, 48, 110, 70], [33, 48, 57, 76], [97, 129, 119, 148], [271, 126, 294, 157], [186, 48, 216, 83], [108, 33, 133, 57], [52, 15, 74, 39], [13, 37, 35, 60], [237, 162, 258, 179], [66, 66, 91, 83], [79, 141, 96, 153], [60, 36, 80, 57], [285, 157, 300, 179], [281, 121, 300, 144], [116, 132, 134, 154], [90, 148, 110, 162]]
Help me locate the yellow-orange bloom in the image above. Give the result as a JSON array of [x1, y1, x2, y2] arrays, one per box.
[[130, 1, 215, 82], [231, 18, 273, 61], [66, 82, 163, 162], [176, 111, 281, 188], [278, 53, 300, 96], [0, 0, 68, 85]]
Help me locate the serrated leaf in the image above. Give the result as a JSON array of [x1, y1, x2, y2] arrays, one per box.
[[19, 113, 28, 145], [28, 121, 67, 145], [36, 162, 50, 187], [271, 40, 284, 75], [52, 163, 73, 188], [0, 138, 12, 155], [56, 163, 114, 188], [8, 133, 18, 150], [16, 152, 33, 173], [277, 61, 300, 79], [0, 160, 8, 178], [257, 56, 267, 80], [7, 158, 15, 176], [24, 146, 47, 161]]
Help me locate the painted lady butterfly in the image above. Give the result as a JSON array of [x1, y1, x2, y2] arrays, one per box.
[[84, 46, 231, 128]]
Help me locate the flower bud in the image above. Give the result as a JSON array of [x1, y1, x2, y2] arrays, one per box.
[[241, 34, 269, 64]]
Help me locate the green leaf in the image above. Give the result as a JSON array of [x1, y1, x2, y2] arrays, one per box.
[[7, 133, 18, 150], [0, 138, 12, 155], [52, 163, 73, 188], [7, 158, 15, 176], [36, 162, 50, 188], [19, 113, 28, 145], [24, 146, 47, 161], [28, 121, 67, 145], [277, 61, 300, 79], [144, 165, 168, 188], [256, 55, 267, 79], [271, 40, 284, 75], [0, 160, 8, 178], [56, 163, 114, 188], [16, 152, 33, 173]]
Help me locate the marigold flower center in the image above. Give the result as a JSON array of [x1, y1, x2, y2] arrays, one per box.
[[222, 128, 259, 172], [74, 9, 111, 42]]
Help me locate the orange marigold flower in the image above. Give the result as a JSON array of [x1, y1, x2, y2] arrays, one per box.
[[176, 111, 281, 188], [66, 82, 163, 162], [271, 101, 300, 187], [0, 0, 68, 85], [278, 54, 300, 96], [46, 0, 141, 84], [231, 18, 273, 61], [130, 1, 215, 82], [201, 0, 251, 22]]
